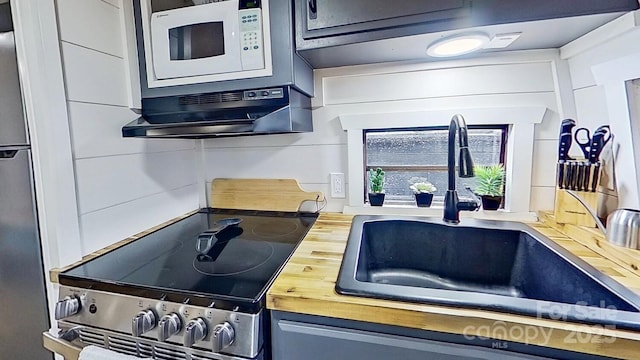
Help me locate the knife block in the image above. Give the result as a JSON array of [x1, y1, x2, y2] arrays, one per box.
[[554, 189, 601, 228]]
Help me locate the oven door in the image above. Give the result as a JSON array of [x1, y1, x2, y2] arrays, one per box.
[[150, 0, 243, 80]]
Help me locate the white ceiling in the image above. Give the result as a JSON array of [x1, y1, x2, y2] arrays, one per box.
[[300, 12, 629, 68]]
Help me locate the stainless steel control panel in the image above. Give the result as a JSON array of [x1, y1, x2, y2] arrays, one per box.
[[56, 286, 263, 358]]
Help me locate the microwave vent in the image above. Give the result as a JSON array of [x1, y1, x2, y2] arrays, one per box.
[[178, 91, 243, 106]]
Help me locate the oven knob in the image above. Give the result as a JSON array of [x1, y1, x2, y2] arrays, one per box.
[[158, 313, 182, 342], [184, 318, 208, 348], [212, 321, 235, 353], [54, 295, 81, 320], [132, 309, 157, 337]]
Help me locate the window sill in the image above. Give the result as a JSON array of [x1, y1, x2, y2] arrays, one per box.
[[342, 205, 539, 223], [339, 106, 547, 213]]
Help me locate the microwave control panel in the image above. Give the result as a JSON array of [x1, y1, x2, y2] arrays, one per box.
[[239, 7, 265, 71]]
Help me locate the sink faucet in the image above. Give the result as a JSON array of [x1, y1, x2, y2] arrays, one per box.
[[443, 114, 480, 224]]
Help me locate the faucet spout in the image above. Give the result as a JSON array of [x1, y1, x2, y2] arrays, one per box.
[[443, 114, 478, 223]]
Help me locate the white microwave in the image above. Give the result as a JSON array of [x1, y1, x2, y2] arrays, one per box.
[[139, 0, 273, 88]]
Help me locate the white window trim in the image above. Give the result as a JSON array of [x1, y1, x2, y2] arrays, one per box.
[[340, 106, 547, 217]]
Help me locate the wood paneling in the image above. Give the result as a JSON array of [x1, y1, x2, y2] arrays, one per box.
[[61, 42, 128, 106], [531, 139, 559, 187], [74, 150, 196, 214], [203, 144, 347, 184], [67, 102, 194, 159], [323, 62, 555, 105], [57, 0, 123, 57], [80, 185, 198, 254], [54, 0, 199, 262], [567, 29, 640, 89]]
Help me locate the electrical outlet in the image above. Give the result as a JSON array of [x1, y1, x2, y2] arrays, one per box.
[[330, 173, 345, 198]]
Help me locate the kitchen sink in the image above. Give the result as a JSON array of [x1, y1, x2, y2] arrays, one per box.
[[336, 215, 640, 330]]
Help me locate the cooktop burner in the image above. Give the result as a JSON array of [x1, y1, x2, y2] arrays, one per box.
[[59, 208, 318, 313]]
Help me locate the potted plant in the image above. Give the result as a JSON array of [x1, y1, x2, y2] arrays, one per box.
[[368, 167, 386, 206], [408, 177, 437, 207], [474, 164, 505, 210]]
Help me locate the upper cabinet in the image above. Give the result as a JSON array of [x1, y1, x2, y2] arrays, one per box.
[[295, 0, 640, 68], [296, 0, 471, 49]]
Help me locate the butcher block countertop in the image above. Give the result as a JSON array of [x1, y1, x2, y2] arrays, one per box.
[[266, 213, 640, 360]]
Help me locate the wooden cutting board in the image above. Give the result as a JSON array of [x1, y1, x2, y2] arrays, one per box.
[[210, 178, 325, 212]]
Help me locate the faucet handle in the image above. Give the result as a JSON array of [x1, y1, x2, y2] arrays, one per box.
[[463, 186, 481, 202], [457, 200, 480, 212], [459, 186, 481, 212]]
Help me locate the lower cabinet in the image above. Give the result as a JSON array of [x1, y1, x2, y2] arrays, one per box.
[[270, 311, 611, 360]]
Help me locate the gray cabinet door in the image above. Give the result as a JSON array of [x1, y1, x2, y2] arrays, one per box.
[[305, 0, 466, 32], [298, 0, 468, 44], [295, 0, 639, 51], [273, 320, 553, 360]]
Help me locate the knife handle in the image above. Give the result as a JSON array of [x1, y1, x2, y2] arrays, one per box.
[[565, 162, 574, 190], [576, 163, 584, 191], [588, 132, 605, 163], [558, 119, 576, 162], [557, 162, 565, 189], [583, 163, 592, 193], [560, 119, 577, 133], [559, 133, 573, 161], [591, 162, 601, 192], [571, 162, 579, 191]]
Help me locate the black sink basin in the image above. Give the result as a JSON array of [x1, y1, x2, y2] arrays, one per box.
[[336, 215, 640, 330]]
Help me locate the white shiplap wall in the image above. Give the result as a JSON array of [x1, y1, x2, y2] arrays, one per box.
[[56, 0, 199, 255], [202, 50, 572, 212], [562, 14, 640, 210]]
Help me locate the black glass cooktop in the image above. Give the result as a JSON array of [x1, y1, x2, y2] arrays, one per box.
[[59, 208, 318, 313]]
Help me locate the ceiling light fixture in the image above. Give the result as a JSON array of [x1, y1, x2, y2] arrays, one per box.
[[427, 33, 490, 58]]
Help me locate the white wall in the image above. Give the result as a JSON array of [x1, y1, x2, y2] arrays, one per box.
[[55, 0, 200, 255], [202, 50, 573, 213], [562, 12, 640, 210]]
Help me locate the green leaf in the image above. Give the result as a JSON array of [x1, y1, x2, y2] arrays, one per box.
[[473, 164, 505, 196]]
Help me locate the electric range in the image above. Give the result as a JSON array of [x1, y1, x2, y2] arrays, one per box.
[[54, 208, 318, 360]]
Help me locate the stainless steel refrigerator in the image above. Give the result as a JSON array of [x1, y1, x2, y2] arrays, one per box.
[[0, 3, 53, 359]]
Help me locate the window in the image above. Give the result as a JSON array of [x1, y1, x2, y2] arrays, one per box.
[[364, 126, 507, 205]]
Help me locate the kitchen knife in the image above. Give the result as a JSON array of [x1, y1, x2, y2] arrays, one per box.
[[588, 127, 610, 163], [576, 162, 584, 191], [572, 162, 581, 191], [583, 162, 592, 192], [591, 162, 600, 192], [557, 162, 565, 189], [557, 119, 576, 188], [588, 126, 612, 191], [558, 119, 576, 161], [565, 162, 576, 190]]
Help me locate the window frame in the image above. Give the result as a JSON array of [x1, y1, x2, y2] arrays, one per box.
[[363, 125, 509, 205], [339, 107, 547, 213]]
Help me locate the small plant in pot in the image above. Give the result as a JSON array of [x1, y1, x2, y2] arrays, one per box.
[[474, 164, 505, 211], [368, 167, 386, 206], [408, 177, 437, 207]]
